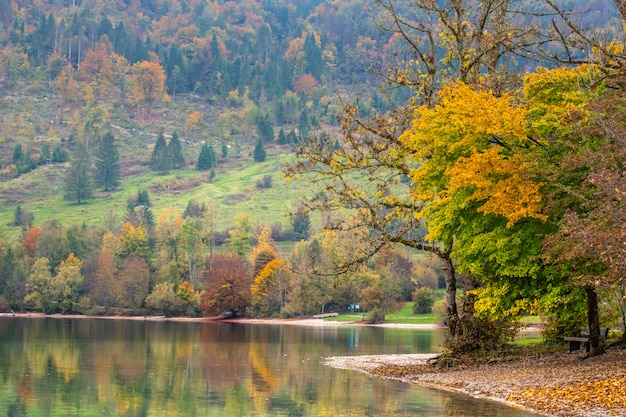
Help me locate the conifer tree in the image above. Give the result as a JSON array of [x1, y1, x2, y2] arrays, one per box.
[[168, 131, 186, 169], [253, 137, 266, 162], [303, 32, 323, 81], [64, 141, 93, 204], [277, 128, 287, 145], [196, 143, 215, 170], [150, 133, 170, 174], [95, 132, 120, 191]]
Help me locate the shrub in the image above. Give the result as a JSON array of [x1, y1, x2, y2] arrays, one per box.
[[412, 287, 435, 314], [367, 307, 385, 324], [145, 282, 185, 316], [255, 175, 272, 189]]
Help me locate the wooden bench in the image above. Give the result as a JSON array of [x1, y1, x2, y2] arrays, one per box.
[[312, 312, 338, 319], [564, 327, 609, 352]]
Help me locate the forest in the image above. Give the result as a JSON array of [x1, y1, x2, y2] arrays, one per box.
[[0, 0, 625, 357]]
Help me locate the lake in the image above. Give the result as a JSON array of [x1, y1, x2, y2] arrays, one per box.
[[0, 317, 539, 416]]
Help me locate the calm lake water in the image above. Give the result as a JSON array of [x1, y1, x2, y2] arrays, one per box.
[[0, 317, 539, 417]]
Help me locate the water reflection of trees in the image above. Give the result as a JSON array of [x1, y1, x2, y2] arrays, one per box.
[[0, 318, 523, 417]]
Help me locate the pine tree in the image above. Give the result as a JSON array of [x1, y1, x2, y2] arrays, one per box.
[[95, 132, 120, 191], [277, 128, 287, 145], [253, 138, 266, 162], [64, 141, 93, 204], [168, 131, 186, 169], [196, 143, 215, 170], [256, 113, 274, 143], [303, 32, 323, 81], [150, 133, 170, 174]]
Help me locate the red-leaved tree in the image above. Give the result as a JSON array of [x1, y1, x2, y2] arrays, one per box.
[[200, 253, 251, 317]]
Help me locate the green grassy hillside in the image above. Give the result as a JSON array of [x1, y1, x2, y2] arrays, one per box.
[[0, 144, 318, 240]]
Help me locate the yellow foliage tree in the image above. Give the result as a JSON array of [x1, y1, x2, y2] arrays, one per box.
[[128, 58, 168, 117], [250, 258, 284, 314]]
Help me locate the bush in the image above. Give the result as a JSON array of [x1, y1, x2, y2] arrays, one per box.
[[145, 282, 185, 316], [432, 299, 448, 324], [367, 307, 385, 324], [255, 175, 272, 189], [412, 287, 435, 314]]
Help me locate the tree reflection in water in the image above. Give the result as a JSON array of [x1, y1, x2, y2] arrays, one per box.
[[0, 318, 538, 416]]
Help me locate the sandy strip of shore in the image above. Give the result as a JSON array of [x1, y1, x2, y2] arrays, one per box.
[[0, 313, 444, 328], [324, 349, 626, 417]]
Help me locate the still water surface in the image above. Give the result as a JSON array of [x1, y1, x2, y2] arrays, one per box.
[[0, 317, 539, 416]]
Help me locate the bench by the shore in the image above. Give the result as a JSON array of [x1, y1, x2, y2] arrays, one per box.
[[564, 327, 609, 352]]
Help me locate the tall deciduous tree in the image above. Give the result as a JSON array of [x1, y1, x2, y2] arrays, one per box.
[[64, 141, 93, 204], [24, 257, 54, 312], [200, 253, 251, 317], [226, 213, 253, 257], [128, 58, 168, 117], [95, 132, 120, 191]]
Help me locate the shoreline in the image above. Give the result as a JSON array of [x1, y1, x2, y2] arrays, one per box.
[[325, 349, 626, 417], [0, 312, 445, 328]]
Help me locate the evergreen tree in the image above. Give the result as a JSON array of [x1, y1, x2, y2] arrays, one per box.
[[221, 141, 228, 158], [287, 129, 298, 145], [12, 143, 22, 163], [168, 131, 186, 169], [256, 113, 274, 143], [196, 143, 215, 170], [150, 134, 170, 174], [38, 143, 50, 165], [298, 109, 311, 140], [253, 138, 266, 163], [277, 128, 288, 145], [52, 145, 68, 163], [291, 203, 311, 239], [303, 32, 323, 81], [95, 132, 120, 191], [64, 142, 93, 204]]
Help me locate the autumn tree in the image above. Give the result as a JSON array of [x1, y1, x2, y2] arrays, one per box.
[[91, 249, 117, 308], [200, 253, 251, 317], [180, 217, 206, 288], [155, 208, 183, 281], [78, 37, 116, 102], [225, 213, 253, 257], [24, 257, 54, 312], [530, 66, 623, 355], [54, 64, 78, 124], [21, 226, 42, 259], [128, 58, 168, 117], [145, 282, 185, 316], [52, 253, 84, 313], [117, 254, 151, 310]]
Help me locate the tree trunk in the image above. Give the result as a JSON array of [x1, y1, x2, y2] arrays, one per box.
[[441, 253, 459, 336], [586, 286, 604, 356]]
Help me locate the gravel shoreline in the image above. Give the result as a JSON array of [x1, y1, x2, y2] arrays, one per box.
[[324, 348, 626, 417]]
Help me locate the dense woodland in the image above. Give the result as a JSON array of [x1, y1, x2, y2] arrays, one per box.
[[0, 0, 626, 357]]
